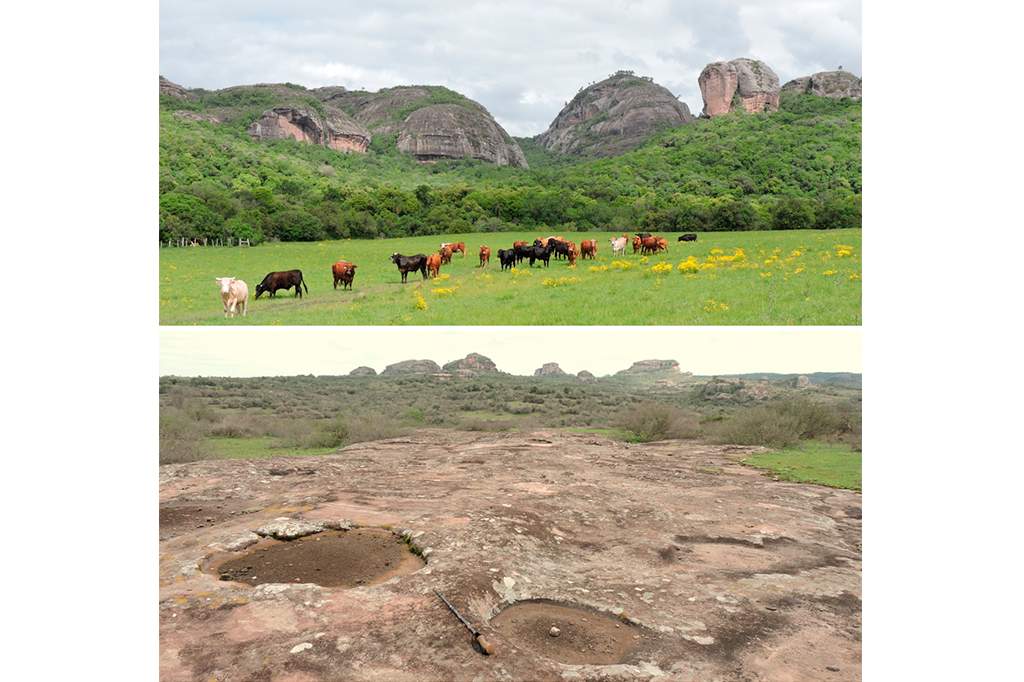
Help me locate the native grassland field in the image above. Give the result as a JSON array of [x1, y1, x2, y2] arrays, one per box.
[[159, 229, 860, 325]]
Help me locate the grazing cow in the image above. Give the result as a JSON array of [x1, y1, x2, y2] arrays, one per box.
[[479, 245, 490, 267], [497, 248, 516, 270], [441, 241, 466, 258], [426, 253, 442, 279], [678, 233, 697, 242], [439, 245, 453, 265], [332, 260, 357, 291], [609, 235, 629, 257], [390, 253, 428, 283], [513, 241, 533, 265], [632, 235, 643, 253], [549, 239, 572, 261], [254, 270, 307, 299], [526, 244, 553, 267], [640, 236, 659, 255], [215, 277, 248, 317], [657, 237, 668, 252], [580, 239, 597, 260]]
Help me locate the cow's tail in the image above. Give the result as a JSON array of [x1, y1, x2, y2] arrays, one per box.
[[302, 279, 309, 294]]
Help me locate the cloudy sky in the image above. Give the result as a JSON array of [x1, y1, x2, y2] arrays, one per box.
[[159, 327, 861, 377], [159, 0, 862, 137]]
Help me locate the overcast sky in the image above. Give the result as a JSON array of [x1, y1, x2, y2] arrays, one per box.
[[160, 327, 860, 377], [159, 0, 862, 137]]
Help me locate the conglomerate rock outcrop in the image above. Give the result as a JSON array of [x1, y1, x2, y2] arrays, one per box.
[[535, 71, 693, 158], [698, 58, 780, 117]]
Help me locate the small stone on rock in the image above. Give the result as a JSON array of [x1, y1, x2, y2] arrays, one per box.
[[549, 627, 561, 637]]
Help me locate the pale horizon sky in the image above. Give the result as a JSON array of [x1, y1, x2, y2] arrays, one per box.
[[160, 327, 861, 378]]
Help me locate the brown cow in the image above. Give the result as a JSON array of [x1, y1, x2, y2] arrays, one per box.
[[426, 253, 442, 279], [479, 245, 490, 267], [332, 260, 358, 291], [656, 237, 668, 253], [441, 241, 466, 258], [567, 242, 579, 266], [439, 245, 453, 265], [580, 239, 597, 260], [640, 236, 659, 255], [632, 235, 642, 253]]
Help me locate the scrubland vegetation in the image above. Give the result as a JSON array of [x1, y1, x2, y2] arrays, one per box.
[[159, 371, 861, 489]]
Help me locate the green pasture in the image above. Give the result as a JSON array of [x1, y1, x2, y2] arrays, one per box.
[[735, 441, 862, 490], [159, 229, 861, 325]]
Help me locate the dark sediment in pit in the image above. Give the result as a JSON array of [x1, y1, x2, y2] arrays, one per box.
[[210, 529, 425, 588]]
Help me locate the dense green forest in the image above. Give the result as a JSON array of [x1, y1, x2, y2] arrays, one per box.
[[159, 91, 861, 245]]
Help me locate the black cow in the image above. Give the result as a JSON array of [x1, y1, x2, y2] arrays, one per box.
[[497, 248, 516, 271], [390, 252, 428, 283], [526, 244, 553, 267], [548, 239, 572, 261], [254, 270, 307, 299], [635, 232, 652, 240], [678, 233, 697, 242], [514, 243, 534, 266]]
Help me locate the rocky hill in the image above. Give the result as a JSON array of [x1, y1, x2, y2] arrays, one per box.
[[442, 352, 501, 373], [780, 70, 862, 101], [534, 70, 693, 158], [698, 58, 780, 117], [159, 79, 527, 168], [615, 359, 682, 375], [379, 359, 441, 375]]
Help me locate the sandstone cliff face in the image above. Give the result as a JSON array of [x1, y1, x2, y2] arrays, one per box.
[[380, 359, 442, 375], [573, 370, 597, 384], [536, 71, 693, 158], [348, 366, 377, 376], [442, 352, 500, 373], [160, 77, 198, 101], [331, 86, 528, 168], [698, 59, 780, 117], [534, 362, 568, 377], [780, 71, 862, 101], [397, 104, 528, 167], [617, 359, 681, 374], [247, 105, 371, 153]]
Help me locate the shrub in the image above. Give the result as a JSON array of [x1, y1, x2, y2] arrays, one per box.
[[617, 404, 701, 442], [159, 411, 210, 465], [704, 408, 802, 449]]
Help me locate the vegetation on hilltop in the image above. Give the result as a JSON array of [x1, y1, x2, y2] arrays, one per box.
[[159, 90, 861, 245]]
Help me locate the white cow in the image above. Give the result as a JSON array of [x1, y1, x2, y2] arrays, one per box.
[[609, 235, 629, 257], [215, 277, 248, 317]]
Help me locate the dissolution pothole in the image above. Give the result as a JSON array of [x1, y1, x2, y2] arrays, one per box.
[[490, 600, 637, 665], [210, 528, 425, 588]]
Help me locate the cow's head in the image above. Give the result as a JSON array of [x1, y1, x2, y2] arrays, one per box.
[[215, 277, 235, 293], [253, 283, 267, 298]]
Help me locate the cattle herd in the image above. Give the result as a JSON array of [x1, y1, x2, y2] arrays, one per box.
[[213, 232, 697, 317]]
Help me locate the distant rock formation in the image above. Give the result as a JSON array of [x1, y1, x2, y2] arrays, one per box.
[[247, 106, 371, 153], [159, 76, 198, 101], [573, 370, 597, 383], [617, 359, 681, 375], [535, 70, 693, 158], [396, 103, 528, 167], [381, 359, 442, 375], [349, 366, 377, 376], [534, 362, 568, 377], [781, 70, 862, 101], [698, 59, 780, 117], [442, 352, 500, 373], [330, 86, 528, 167]]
